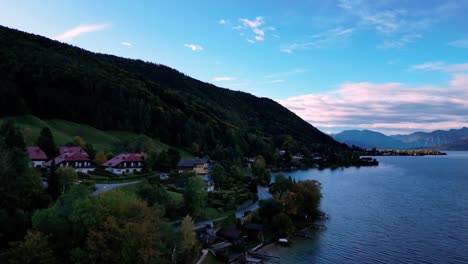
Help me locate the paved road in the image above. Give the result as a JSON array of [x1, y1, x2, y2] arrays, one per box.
[[235, 186, 272, 218], [92, 181, 142, 195], [193, 186, 273, 229]]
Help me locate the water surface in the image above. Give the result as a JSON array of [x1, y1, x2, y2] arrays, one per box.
[[265, 152, 468, 264]]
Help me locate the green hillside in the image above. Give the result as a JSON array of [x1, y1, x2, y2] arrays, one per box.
[[0, 115, 191, 156], [0, 25, 346, 164]]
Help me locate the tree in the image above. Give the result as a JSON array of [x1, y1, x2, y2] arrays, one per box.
[[94, 150, 107, 165], [23, 127, 32, 146], [84, 143, 96, 160], [258, 198, 282, 224], [291, 180, 322, 219], [32, 188, 169, 263], [72, 136, 86, 149], [210, 164, 227, 189], [183, 176, 207, 216], [179, 215, 198, 264], [56, 167, 77, 194], [37, 127, 57, 159], [229, 165, 243, 181], [47, 160, 60, 200], [86, 193, 164, 264], [252, 155, 271, 186], [7, 230, 56, 264], [272, 173, 292, 195], [166, 148, 181, 169], [0, 122, 47, 248], [271, 213, 295, 237]]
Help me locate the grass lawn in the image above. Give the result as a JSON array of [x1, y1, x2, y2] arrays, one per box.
[[203, 207, 234, 220], [1, 115, 193, 157], [203, 253, 223, 264], [115, 181, 184, 207]]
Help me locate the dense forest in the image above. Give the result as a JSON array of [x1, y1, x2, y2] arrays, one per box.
[[0, 25, 346, 165]]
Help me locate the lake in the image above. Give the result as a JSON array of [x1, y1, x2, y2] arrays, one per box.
[[265, 151, 468, 264]]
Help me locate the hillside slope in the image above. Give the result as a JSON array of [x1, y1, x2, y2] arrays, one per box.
[[0, 115, 194, 155], [0, 25, 344, 160]]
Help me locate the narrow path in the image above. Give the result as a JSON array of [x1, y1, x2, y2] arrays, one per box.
[[92, 180, 142, 195], [195, 186, 273, 229]]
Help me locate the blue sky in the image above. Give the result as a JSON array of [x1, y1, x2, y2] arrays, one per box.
[[1, 0, 468, 134]]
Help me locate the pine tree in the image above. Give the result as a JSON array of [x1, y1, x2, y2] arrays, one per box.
[[37, 127, 57, 159], [47, 160, 60, 200]]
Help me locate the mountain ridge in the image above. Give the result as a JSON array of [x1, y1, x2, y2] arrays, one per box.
[[0, 25, 344, 162], [333, 128, 468, 150]]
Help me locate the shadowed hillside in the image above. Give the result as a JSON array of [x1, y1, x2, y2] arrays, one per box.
[[0, 25, 345, 162]]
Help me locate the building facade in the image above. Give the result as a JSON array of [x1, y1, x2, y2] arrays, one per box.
[[102, 153, 144, 175], [26, 146, 48, 168], [45, 146, 94, 173]]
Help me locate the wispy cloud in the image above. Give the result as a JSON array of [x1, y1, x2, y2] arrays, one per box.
[[54, 23, 109, 41], [378, 34, 421, 49], [270, 79, 285, 83], [410, 61, 468, 72], [277, 77, 468, 134], [219, 19, 228, 25], [281, 27, 354, 53], [264, 68, 307, 79], [232, 16, 275, 43], [335, 1, 447, 48], [121, 42, 132, 46], [448, 39, 468, 48], [337, 0, 353, 10], [184, 44, 204, 51], [213, 76, 236, 82]]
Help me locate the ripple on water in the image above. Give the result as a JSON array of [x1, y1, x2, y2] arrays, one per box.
[[271, 152, 468, 264]]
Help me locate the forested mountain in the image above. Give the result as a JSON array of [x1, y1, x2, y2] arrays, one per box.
[[0, 25, 344, 162], [333, 130, 406, 149], [391, 127, 468, 149], [334, 128, 468, 150]]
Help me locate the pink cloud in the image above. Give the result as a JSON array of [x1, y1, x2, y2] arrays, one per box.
[[450, 74, 468, 87], [277, 75, 468, 134]]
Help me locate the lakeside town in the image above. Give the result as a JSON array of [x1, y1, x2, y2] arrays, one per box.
[[3, 120, 450, 264], [2, 119, 377, 264]]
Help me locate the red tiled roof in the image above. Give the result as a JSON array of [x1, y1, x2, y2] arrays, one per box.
[[26, 146, 48, 160], [102, 153, 143, 167], [59, 146, 86, 155], [45, 147, 90, 166]]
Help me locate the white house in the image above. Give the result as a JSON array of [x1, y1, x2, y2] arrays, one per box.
[[26, 146, 48, 168], [44, 146, 94, 173], [102, 153, 144, 175]]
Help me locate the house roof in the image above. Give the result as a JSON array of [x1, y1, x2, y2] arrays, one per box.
[[177, 157, 208, 167], [26, 146, 48, 160], [102, 153, 143, 167], [243, 222, 263, 231], [45, 147, 90, 166], [59, 146, 87, 155], [216, 225, 243, 240]]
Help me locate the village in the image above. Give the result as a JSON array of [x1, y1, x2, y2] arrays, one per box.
[[26, 144, 315, 264]]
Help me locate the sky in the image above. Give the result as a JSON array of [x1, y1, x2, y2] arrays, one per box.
[[1, 0, 468, 135]]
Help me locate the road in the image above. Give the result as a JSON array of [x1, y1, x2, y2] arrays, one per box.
[[235, 186, 272, 218], [194, 186, 273, 229], [92, 181, 141, 195]]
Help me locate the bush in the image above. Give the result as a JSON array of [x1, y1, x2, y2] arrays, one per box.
[[80, 180, 96, 191]]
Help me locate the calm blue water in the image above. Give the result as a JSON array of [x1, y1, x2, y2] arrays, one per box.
[[265, 152, 468, 264]]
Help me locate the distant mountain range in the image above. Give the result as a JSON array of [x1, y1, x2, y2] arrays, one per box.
[[333, 127, 468, 150]]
